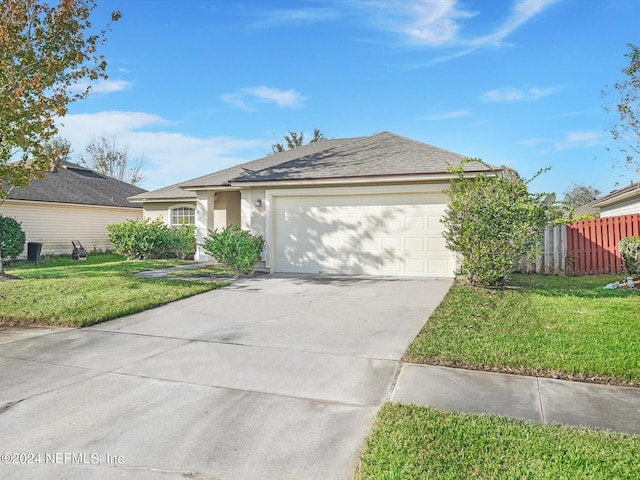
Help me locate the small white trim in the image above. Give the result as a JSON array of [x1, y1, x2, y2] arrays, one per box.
[[4, 198, 142, 211], [230, 172, 485, 188]]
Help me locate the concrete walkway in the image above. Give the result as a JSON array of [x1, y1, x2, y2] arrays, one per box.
[[392, 363, 640, 435]]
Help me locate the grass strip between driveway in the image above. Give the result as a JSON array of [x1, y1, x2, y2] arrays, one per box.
[[356, 403, 640, 480], [404, 274, 640, 386], [0, 254, 227, 327]]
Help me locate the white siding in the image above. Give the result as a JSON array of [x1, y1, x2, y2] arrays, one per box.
[[2, 200, 143, 256], [600, 197, 640, 217]]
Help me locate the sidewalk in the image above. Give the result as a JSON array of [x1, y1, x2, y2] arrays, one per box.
[[392, 363, 640, 435], [133, 261, 220, 279]]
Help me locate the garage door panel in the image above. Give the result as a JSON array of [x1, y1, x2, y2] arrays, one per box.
[[405, 237, 426, 252], [273, 193, 455, 277]]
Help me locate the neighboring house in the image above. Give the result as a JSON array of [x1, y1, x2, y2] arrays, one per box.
[[2, 161, 146, 256], [591, 181, 640, 218], [130, 131, 497, 278], [572, 200, 600, 218]]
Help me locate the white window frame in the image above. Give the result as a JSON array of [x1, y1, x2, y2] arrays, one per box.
[[169, 204, 196, 226]]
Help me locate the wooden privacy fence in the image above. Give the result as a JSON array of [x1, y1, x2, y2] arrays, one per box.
[[519, 224, 567, 274], [517, 213, 640, 275], [566, 213, 640, 275]]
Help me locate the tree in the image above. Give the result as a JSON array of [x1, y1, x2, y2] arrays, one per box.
[[79, 134, 144, 185], [0, 0, 120, 205], [271, 129, 325, 154], [563, 183, 601, 209], [0, 215, 25, 275], [605, 43, 640, 173], [442, 161, 549, 286]]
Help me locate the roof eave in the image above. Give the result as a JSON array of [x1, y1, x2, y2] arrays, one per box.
[[227, 171, 495, 188], [180, 185, 243, 192], [592, 187, 640, 208]]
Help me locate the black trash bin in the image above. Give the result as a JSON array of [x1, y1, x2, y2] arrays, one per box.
[[27, 242, 43, 264]]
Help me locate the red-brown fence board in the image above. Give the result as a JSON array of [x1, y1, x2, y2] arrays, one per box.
[[566, 214, 640, 275]]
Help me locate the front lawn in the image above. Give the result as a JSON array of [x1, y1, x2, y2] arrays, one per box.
[[404, 274, 640, 386], [0, 254, 226, 327], [356, 403, 640, 480]]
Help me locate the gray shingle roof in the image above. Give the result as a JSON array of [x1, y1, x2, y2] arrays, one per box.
[[7, 161, 146, 208], [591, 181, 640, 208], [231, 131, 491, 183], [130, 132, 495, 201], [181, 137, 359, 188]]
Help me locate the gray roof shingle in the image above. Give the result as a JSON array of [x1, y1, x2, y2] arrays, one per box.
[[7, 161, 146, 208], [130, 132, 495, 201], [229, 132, 490, 183]]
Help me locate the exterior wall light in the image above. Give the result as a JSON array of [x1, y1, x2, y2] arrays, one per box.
[[255, 199, 262, 207]]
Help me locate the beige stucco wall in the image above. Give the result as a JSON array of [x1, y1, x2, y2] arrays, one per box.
[[142, 201, 197, 224], [2, 200, 143, 256]]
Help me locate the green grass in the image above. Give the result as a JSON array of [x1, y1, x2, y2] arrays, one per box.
[[0, 254, 226, 327], [405, 274, 640, 386], [356, 403, 640, 480]]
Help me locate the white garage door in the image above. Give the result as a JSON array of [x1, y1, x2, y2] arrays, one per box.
[[272, 192, 455, 277]]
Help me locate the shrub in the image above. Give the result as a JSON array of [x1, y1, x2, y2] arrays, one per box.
[[107, 218, 172, 260], [0, 215, 26, 259], [620, 236, 640, 274], [201, 224, 265, 274], [167, 224, 196, 260], [442, 161, 549, 286]]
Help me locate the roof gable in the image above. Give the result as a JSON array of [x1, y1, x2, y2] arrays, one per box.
[[7, 161, 146, 208]]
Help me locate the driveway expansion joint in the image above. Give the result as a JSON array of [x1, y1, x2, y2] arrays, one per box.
[[536, 376, 546, 423], [386, 361, 403, 402]]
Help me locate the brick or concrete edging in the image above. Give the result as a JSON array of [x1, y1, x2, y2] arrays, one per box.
[[391, 364, 640, 435]]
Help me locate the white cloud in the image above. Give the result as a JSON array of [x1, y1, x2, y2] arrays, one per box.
[[222, 86, 308, 110], [473, 0, 561, 47], [351, 0, 475, 46], [554, 131, 604, 151], [481, 85, 560, 102], [252, 8, 338, 28], [72, 79, 132, 94], [352, 0, 561, 62], [518, 137, 550, 146], [220, 93, 253, 112], [56, 111, 266, 191], [422, 109, 470, 120], [387, 0, 476, 46], [245, 86, 307, 107]]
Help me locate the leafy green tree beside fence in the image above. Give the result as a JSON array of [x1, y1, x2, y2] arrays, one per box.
[[442, 160, 549, 286]]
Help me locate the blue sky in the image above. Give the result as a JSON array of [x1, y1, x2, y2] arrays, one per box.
[[58, 0, 640, 198]]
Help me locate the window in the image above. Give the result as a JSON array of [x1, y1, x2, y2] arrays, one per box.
[[170, 206, 195, 226]]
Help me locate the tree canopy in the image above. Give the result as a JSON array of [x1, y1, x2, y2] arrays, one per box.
[[271, 129, 325, 154], [79, 134, 144, 185], [0, 0, 120, 203], [442, 161, 549, 286], [605, 43, 640, 174], [563, 183, 601, 209]]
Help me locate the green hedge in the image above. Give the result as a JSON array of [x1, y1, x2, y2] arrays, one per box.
[[201, 224, 264, 275], [106, 218, 196, 260], [620, 236, 640, 274], [0, 215, 26, 259]]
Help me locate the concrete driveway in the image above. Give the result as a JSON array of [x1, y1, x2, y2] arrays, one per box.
[[0, 274, 451, 480]]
